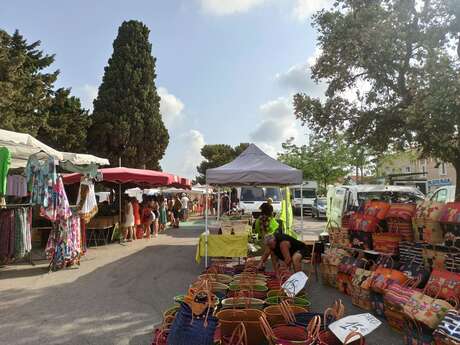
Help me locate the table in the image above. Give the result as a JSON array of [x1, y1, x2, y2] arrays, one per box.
[[86, 216, 118, 247], [195, 233, 248, 263]]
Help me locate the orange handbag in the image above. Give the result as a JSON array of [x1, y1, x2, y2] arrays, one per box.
[[370, 257, 408, 294]]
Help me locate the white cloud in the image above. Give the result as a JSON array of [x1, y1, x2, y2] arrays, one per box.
[[199, 0, 266, 15], [293, 0, 333, 21], [161, 129, 205, 179], [275, 48, 326, 97], [158, 87, 185, 129], [73, 84, 98, 111], [250, 96, 307, 156]]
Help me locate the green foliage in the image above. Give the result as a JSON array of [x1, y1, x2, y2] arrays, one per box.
[[196, 143, 249, 184], [278, 136, 351, 190], [0, 29, 58, 136], [88, 20, 169, 170], [294, 0, 460, 199], [36, 88, 91, 152]]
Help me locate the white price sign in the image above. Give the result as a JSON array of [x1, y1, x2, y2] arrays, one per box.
[[281, 271, 308, 297], [328, 313, 381, 343]]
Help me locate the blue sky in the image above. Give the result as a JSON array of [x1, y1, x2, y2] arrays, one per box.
[[0, 0, 330, 178]]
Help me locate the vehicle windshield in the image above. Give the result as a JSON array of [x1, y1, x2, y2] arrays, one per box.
[[316, 198, 327, 206], [240, 187, 281, 202], [294, 189, 316, 199]]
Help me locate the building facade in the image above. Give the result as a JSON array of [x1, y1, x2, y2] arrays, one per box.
[[378, 151, 456, 194]]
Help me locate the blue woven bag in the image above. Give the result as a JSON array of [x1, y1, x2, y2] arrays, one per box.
[[167, 302, 218, 345]]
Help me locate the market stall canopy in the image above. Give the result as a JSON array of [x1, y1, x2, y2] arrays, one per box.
[[0, 128, 64, 168], [61, 152, 110, 166], [206, 144, 302, 186], [63, 167, 173, 187]]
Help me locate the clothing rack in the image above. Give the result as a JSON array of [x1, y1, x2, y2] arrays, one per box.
[[0, 205, 35, 266], [2, 203, 33, 208]]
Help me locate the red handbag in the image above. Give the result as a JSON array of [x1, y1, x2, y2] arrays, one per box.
[[370, 257, 408, 294], [425, 267, 460, 301], [365, 200, 390, 220], [440, 202, 460, 224], [372, 232, 401, 255], [386, 203, 416, 221]]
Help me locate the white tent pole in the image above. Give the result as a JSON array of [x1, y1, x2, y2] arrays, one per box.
[[300, 183, 304, 233], [205, 188, 209, 268], [217, 189, 221, 220]]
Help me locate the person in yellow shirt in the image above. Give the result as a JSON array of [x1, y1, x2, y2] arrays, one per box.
[[254, 198, 279, 238]]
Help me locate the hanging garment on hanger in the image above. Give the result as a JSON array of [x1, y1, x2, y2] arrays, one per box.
[[0, 207, 32, 260], [0, 147, 11, 197], [46, 212, 81, 269], [77, 178, 98, 224], [7, 175, 28, 197], [41, 176, 72, 222], [26, 155, 57, 206]]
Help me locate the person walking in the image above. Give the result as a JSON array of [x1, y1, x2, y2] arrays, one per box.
[[159, 198, 167, 232], [122, 198, 135, 242], [167, 197, 175, 226], [173, 195, 182, 228], [180, 193, 190, 222], [132, 197, 141, 240], [141, 199, 154, 239], [152, 199, 160, 237]]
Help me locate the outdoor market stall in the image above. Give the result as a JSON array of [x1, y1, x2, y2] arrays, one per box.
[[63, 167, 191, 246], [0, 128, 108, 270], [201, 144, 303, 267], [320, 184, 460, 344]]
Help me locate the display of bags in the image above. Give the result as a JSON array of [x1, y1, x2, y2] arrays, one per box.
[[365, 200, 391, 220], [403, 286, 454, 329], [403, 315, 436, 345], [440, 202, 460, 224], [400, 241, 424, 265], [349, 230, 373, 250], [259, 314, 320, 345], [399, 258, 431, 288], [384, 280, 419, 310], [370, 257, 408, 294], [425, 267, 460, 301], [433, 310, 460, 345], [372, 232, 401, 255], [386, 203, 416, 242], [167, 302, 218, 345]]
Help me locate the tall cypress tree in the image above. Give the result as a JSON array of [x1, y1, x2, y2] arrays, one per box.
[[88, 20, 169, 169]]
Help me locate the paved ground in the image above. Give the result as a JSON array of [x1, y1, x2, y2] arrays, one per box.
[[0, 217, 402, 345]]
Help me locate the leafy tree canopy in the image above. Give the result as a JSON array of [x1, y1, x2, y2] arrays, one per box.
[[294, 0, 460, 198], [88, 20, 169, 170], [37, 88, 91, 152], [196, 143, 249, 184], [278, 136, 351, 192], [0, 29, 58, 135]]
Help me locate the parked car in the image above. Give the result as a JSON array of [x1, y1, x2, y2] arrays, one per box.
[[312, 197, 327, 219]]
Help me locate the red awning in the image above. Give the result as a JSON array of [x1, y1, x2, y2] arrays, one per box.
[[62, 167, 173, 187]]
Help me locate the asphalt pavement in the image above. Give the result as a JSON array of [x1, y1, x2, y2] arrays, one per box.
[[0, 217, 403, 345]]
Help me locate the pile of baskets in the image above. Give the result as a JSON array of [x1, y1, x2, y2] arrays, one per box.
[[152, 259, 366, 345]]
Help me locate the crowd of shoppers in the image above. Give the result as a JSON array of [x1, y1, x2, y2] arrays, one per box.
[[121, 192, 194, 242]]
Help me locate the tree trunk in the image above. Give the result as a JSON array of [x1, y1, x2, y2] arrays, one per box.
[[455, 160, 460, 201]]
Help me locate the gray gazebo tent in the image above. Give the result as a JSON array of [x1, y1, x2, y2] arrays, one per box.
[[206, 144, 302, 186], [203, 144, 303, 266]]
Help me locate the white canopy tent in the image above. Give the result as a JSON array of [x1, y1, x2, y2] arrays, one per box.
[[0, 128, 64, 169], [0, 128, 109, 168], [203, 144, 303, 266]]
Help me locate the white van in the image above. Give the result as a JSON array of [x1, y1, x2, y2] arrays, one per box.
[[291, 181, 318, 216], [326, 184, 425, 227], [427, 185, 456, 204], [237, 187, 282, 217]]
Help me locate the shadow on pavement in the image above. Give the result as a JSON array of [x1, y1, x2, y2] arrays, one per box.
[[0, 243, 202, 345]]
